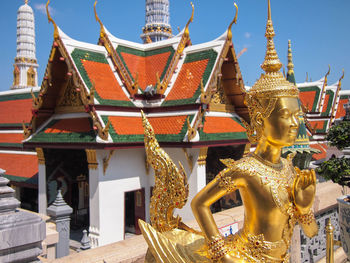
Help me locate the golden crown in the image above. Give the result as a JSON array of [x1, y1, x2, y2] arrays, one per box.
[[247, 0, 299, 98]]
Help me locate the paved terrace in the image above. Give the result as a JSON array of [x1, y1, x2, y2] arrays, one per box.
[[42, 181, 348, 263]]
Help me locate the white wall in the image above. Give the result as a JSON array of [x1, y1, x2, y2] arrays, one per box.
[[93, 147, 206, 246]]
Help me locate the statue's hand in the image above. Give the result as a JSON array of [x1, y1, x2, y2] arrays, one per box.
[[292, 168, 316, 214]]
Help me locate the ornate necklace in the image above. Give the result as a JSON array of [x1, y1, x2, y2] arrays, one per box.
[[250, 153, 283, 170]]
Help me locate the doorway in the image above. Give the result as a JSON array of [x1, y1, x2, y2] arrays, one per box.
[[124, 188, 145, 236]]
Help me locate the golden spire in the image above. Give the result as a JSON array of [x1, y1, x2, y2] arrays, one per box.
[[287, 40, 294, 75], [25, 0, 28, 4], [261, 0, 282, 73]]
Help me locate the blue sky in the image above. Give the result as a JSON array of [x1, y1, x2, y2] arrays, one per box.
[[0, 0, 349, 91]]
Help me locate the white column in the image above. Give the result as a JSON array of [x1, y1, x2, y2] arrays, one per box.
[[38, 163, 47, 215], [88, 163, 100, 248], [175, 148, 206, 222]]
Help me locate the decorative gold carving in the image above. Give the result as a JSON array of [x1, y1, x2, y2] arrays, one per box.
[[13, 66, 20, 86], [103, 150, 115, 174], [35, 148, 45, 165], [198, 147, 208, 166], [94, 0, 135, 96], [200, 79, 211, 104], [330, 69, 345, 125], [145, 35, 152, 44], [86, 149, 98, 170], [91, 114, 109, 141], [177, 2, 194, 54], [22, 121, 30, 139], [156, 72, 165, 94], [317, 65, 331, 112], [132, 73, 139, 91], [46, 0, 59, 40], [141, 111, 188, 232], [186, 116, 197, 141], [27, 66, 36, 87], [227, 2, 238, 41], [182, 148, 193, 172], [57, 77, 83, 107], [209, 76, 235, 112]]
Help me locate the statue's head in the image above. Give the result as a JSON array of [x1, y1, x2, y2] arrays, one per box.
[[244, 0, 301, 146]]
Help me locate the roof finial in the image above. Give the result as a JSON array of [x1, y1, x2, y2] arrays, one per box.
[[338, 69, 345, 88], [184, 2, 194, 38], [287, 40, 294, 74], [94, 0, 106, 39], [46, 0, 59, 39], [261, 0, 282, 73], [227, 2, 238, 41]]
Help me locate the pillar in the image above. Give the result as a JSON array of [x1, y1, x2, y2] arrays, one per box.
[[86, 149, 100, 248], [36, 148, 47, 215], [47, 190, 73, 258], [177, 148, 207, 222]]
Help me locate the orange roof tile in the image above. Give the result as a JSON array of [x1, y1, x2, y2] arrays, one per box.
[[321, 93, 330, 113], [165, 59, 209, 101], [336, 98, 348, 119], [0, 133, 24, 144], [203, 117, 246, 134], [120, 52, 172, 90], [310, 143, 328, 160], [0, 99, 33, 124], [45, 118, 92, 134], [0, 153, 38, 179], [81, 60, 130, 101], [299, 91, 317, 112], [109, 115, 187, 135]]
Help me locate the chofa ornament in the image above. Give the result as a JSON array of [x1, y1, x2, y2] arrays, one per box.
[[138, 1, 318, 262]]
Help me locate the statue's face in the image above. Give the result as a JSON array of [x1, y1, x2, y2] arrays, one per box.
[[262, 97, 301, 147]]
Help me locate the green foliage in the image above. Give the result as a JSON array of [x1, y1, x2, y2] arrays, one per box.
[[326, 121, 350, 150], [317, 157, 350, 187]]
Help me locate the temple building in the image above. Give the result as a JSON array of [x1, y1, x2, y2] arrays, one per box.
[[0, 1, 349, 247]]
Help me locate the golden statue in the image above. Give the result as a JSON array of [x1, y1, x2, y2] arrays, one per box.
[[139, 1, 318, 262]]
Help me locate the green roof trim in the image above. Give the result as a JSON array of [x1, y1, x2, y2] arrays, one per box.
[[287, 72, 296, 85], [29, 119, 96, 143], [0, 143, 22, 148], [0, 92, 39, 102], [298, 86, 321, 112], [116, 45, 175, 87], [340, 95, 350, 100], [321, 90, 334, 116], [315, 120, 328, 133], [0, 123, 26, 128], [3, 173, 38, 184], [102, 115, 194, 143], [162, 49, 218, 106], [71, 48, 134, 107]]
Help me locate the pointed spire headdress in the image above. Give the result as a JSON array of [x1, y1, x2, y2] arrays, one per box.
[[247, 0, 299, 99], [243, 0, 299, 143]]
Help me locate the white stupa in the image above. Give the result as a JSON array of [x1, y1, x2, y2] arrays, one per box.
[[11, 0, 38, 90]]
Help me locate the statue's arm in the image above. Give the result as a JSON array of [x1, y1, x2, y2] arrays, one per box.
[[191, 168, 243, 262], [292, 167, 318, 237]]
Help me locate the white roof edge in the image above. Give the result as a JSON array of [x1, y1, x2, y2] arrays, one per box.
[[58, 26, 106, 53], [340, 90, 350, 96], [297, 77, 324, 87], [0, 86, 40, 96], [105, 25, 183, 51]]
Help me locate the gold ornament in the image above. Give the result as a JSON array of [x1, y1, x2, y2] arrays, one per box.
[[141, 111, 189, 232]]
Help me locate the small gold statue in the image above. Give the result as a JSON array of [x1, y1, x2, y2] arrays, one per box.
[[139, 1, 318, 262]]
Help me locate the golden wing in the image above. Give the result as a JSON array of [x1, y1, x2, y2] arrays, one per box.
[[141, 111, 189, 232]]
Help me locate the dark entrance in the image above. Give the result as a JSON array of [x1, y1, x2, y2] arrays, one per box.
[[45, 149, 89, 229], [124, 188, 145, 236], [206, 145, 246, 212]]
